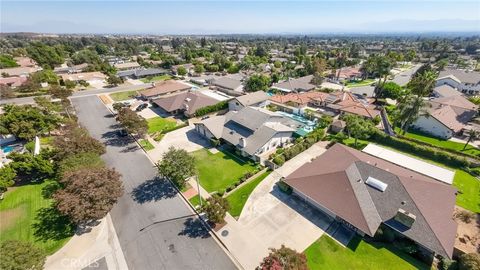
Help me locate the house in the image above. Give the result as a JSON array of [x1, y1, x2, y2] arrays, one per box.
[[0, 76, 27, 88], [139, 80, 192, 100], [284, 143, 457, 259], [54, 63, 89, 74], [0, 66, 42, 77], [436, 69, 480, 95], [228, 91, 269, 111], [270, 91, 330, 108], [171, 64, 194, 75], [271, 75, 316, 93], [117, 68, 168, 79], [152, 91, 221, 117], [113, 61, 141, 70], [432, 84, 462, 98], [331, 92, 381, 119], [60, 72, 106, 87], [332, 66, 363, 82], [195, 106, 305, 164], [210, 77, 244, 95], [412, 95, 478, 139]]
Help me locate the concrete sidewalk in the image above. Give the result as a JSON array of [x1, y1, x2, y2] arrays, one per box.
[[45, 214, 128, 270]]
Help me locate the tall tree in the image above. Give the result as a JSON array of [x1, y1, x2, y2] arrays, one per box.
[[373, 55, 394, 99], [53, 123, 106, 159], [202, 194, 229, 224], [245, 74, 271, 92], [395, 95, 429, 134], [343, 114, 375, 147], [157, 147, 196, 188], [116, 108, 148, 138], [0, 240, 46, 270], [407, 70, 437, 97], [257, 245, 308, 270], [54, 167, 124, 224]]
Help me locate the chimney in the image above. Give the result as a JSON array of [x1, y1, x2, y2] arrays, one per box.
[[239, 137, 247, 148]]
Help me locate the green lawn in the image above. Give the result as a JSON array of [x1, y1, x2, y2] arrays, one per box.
[[140, 75, 172, 83], [342, 137, 369, 150], [345, 79, 375, 88], [192, 149, 257, 193], [109, 90, 138, 101], [0, 182, 74, 254], [395, 127, 480, 156], [138, 139, 154, 151], [189, 195, 202, 208], [226, 170, 271, 218], [304, 235, 430, 270], [147, 117, 178, 134]]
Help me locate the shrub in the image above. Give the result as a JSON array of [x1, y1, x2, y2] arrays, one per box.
[[273, 155, 285, 166], [393, 238, 418, 255], [210, 138, 220, 147], [373, 115, 381, 125], [440, 258, 459, 270], [459, 253, 480, 270], [195, 100, 228, 117], [277, 181, 292, 195], [226, 186, 233, 192]]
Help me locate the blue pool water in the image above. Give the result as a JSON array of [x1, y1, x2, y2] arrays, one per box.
[[276, 111, 316, 126], [1, 145, 14, 153]]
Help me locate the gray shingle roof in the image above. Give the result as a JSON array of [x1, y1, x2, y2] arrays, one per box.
[[439, 69, 480, 84], [212, 77, 243, 90], [235, 91, 269, 106]]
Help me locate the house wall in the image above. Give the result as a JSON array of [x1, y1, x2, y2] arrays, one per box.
[[411, 115, 453, 139], [436, 78, 480, 95], [195, 124, 215, 140], [255, 132, 293, 156]]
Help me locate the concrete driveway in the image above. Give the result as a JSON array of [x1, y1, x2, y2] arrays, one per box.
[[219, 142, 333, 270], [148, 125, 210, 162]]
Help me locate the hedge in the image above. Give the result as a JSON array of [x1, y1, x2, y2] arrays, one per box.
[[271, 128, 325, 165], [372, 132, 471, 168], [195, 100, 228, 117]]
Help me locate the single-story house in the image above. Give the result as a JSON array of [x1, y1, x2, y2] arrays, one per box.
[[117, 68, 168, 79], [432, 84, 461, 98], [412, 95, 478, 139], [331, 66, 363, 82], [228, 91, 269, 111], [139, 80, 192, 100], [270, 91, 330, 108], [0, 76, 28, 88], [60, 71, 107, 87], [284, 143, 457, 259], [0, 66, 42, 77], [271, 75, 316, 93], [194, 106, 305, 164], [210, 77, 244, 94], [54, 63, 89, 74], [152, 91, 220, 117], [113, 62, 141, 70], [436, 69, 480, 95]]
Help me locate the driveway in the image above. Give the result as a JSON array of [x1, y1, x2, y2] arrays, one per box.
[[219, 142, 333, 270], [72, 96, 237, 270], [148, 125, 209, 162]]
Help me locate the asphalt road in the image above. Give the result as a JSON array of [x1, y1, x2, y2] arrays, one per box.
[[0, 83, 150, 105], [72, 96, 237, 270]]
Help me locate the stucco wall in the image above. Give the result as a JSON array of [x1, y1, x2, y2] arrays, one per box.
[[412, 115, 453, 139]]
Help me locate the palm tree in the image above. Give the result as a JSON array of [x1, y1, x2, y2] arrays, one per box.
[[396, 95, 430, 135], [463, 129, 479, 150], [373, 56, 393, 99], [408, 70, 437, 97]]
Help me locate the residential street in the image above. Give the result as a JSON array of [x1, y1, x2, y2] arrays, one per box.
[[71, 96, 237, 270]]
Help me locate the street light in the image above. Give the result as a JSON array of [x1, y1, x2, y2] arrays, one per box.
[[195, 175, 203, 208]]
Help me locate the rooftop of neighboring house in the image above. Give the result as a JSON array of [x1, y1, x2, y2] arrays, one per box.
[[152, 91, 220, 116], [0, 66, 42, 77], [272, 75, 316, 92], [0, 76, 28, 87], [438, 68, 480, 85], [198, 106, 304, 156], [284, 143, 457, 259], [140, 80, 191, 98], [113, 62, 141, 70], [60, 71, 106, 82], [433, 84, 461, 98], [334, 66, 362, 79], [234, 91, 269, 106], [426, 95, 478, 132], [13, 57, 37, 68], [117, 68, 167, 78], [211, 76, 243, 91], [270, 91, 330, 106]]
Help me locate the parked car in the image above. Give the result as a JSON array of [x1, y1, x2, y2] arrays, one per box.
[[135, 103, 148, 111]]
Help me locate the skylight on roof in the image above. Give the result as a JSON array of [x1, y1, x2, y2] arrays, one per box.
[[365, 176, 388, 192]]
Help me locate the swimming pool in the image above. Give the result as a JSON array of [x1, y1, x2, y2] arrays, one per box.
[[276, 111, 316, 127], [1, 145, 14, 153]]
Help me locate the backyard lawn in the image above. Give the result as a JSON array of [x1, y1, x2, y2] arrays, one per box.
[[140, 75, 172, 83], [345, 79, 375, 88], [395, 127, 480, 156], [0, 182, 74, 254], [147, 116, 178, 134], [304, 235, 430, 270], [138, 139, 154, 151], [226, 170, 271, 218], [192, 148, 257, 193], [110, 90, 139, 101]]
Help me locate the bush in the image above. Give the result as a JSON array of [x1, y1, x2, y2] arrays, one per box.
[[393, 238, 418, 255], [277, 181, 292, 194], [210, 138, 220, 147], [440, 258, 459, 270], [373, 115, 381, 125], [459, 253, 480, 270], [195, 100, 228, 117], [273, 155, 285, 166]]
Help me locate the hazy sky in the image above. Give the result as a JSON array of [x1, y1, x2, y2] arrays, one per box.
[[1, 1, 480, 34]]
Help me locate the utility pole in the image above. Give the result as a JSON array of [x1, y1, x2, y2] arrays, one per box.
[[196, 175, 203, 208]]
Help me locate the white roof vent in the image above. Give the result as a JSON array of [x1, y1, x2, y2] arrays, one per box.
[[365, 176, 388, 192]]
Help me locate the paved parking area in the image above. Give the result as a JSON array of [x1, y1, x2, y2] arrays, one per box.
[[219, 142, 332, 270]]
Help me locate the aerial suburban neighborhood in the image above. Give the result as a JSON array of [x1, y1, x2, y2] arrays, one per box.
[[0, 1, 479, 270]]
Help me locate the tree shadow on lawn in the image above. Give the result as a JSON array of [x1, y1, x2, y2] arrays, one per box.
[[131, 178, 178, 204], [178, 217, 210, 239], [33, 205, 75, 242]]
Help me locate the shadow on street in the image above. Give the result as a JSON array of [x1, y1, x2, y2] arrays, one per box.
[[178, 217, 210, 239], [131, 178, 178, 203], [101, 130, 136, 148]]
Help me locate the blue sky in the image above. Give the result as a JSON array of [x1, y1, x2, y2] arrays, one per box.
[[1, 1, 479, 34]]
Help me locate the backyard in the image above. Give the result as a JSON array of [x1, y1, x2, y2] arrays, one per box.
[[192, 148, 257, 193], [345, 79, 375, 88], [0, 181, 74, 254], [304, 235, 430, 270], [109, 90, 139, 101], [226, 170, 271, 218], [140, 75, 172, 83]]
